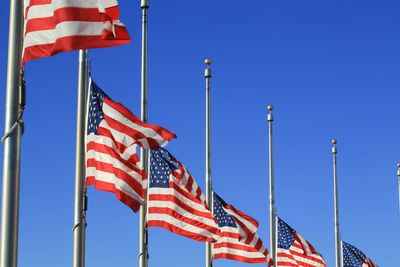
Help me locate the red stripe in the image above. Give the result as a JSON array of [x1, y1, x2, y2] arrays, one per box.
[[25, 7, 103, 34], [147, 220, 215, 242], [213, 253, 267, 264], [87, 140, 141, 170], [219, 231, 241, 239], [148, 206, 218, 235], [148, 193, 213, 220], [85, 177, 141, 212], [87, 158, 145, 196], [104, 98, 176, 147], [213, 242, 259, 253], [22, 26, 130, 66]]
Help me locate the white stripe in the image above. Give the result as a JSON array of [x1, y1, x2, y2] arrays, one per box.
[[24, 21, 105, 48], [86, 167, 144, 204], [26, 4, 53, 20]]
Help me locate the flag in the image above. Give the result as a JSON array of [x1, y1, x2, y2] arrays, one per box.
[[212, 192, 273, 265], [277, 217, 326, 267], [86, 80, 176, 212], [342, 241, 378, 267], [22, 0, 131, 66], [147, 148, 221, 242]]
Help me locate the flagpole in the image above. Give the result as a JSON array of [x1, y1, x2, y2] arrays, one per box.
[[139, 1, 149, 267], [397, 163, 400, 218], [267, 105, 276, 267], [204, 58, 213, 267], [0, 0, 24, 265], [332, 139, 340, 267], [72, 49, 89, 267]]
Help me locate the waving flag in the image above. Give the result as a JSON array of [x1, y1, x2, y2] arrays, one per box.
[[342, 241, 378, 267], [277, 217, 326, 267], [86, 80, 176, 212], [22, 0, 131, 66], [212, 193, 273, 265], [147, 148, 220, 242]]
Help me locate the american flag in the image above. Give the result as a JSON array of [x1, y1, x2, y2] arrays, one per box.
[[342, 241, 378, 267], [147, 148, 221, 242], [277, 217, 326, 267], [212, 192, 273, 265], [22, 0, 131, 66], [86, 80, 176, 212]]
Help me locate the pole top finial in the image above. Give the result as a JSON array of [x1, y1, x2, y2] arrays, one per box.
[[205, 58, 212, 66], [267, 105, 273, 111], [332, 139, 337, 145]]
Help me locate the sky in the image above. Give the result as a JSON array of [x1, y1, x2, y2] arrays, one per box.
[[0, 0, 400, 266]]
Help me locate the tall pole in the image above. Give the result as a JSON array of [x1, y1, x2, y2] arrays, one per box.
[[397, 163, 400, 218], [139, 1, 149, 267], [72, 49, 88, 267], [0, 0, 24, 265], [204, 58, 212, 267], [332, 139, 340, 267], [267, 105, 276, 267]]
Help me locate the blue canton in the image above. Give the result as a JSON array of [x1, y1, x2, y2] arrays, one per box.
[[277, 217, 296, 249], [150, 148, 179, 188], [342, 241, 365, 267], [87, 82, 108, 135], [213, 193, 237, 228]]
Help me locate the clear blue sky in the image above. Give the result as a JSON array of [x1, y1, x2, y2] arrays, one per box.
[[0, 1, 399, 266]]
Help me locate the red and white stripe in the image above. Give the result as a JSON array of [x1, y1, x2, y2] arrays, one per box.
[[86, 119, 147, 212], [148, 160, 221, 242], [277, 232, 326, 267], [102, 98, 176, 150], [22, 0, 131, 66], [213, 232, 273, 264]]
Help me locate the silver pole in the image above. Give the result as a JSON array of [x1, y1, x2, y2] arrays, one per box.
[[72, 49, 88, 267], [332, 139, 340, 267], [267, 105, 276, 267], [0, 0, 24, 265], [204, 58, 212, 267], [340, 239, 343, 267], [139, 1, 149, 267], [397, 163, 400, 219]]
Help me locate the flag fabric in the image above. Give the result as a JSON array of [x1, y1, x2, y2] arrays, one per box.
[[147, 148, 221, 242], [277, 217, 326, 267], [342, 241, 378, 267], [85, 80, 176, 212], [212, 192, 273, 265], [22, 0, 131, 66]]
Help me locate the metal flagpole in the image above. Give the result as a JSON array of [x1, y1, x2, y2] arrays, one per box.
[[0, 0, 24, 265], [204, 58, 212, 267], [332, 139, 340, 267], [397, 163, 400, 218], [139, 1, 149, 267], [267, 105, 276, 267], [72, 49, 89, 267]]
